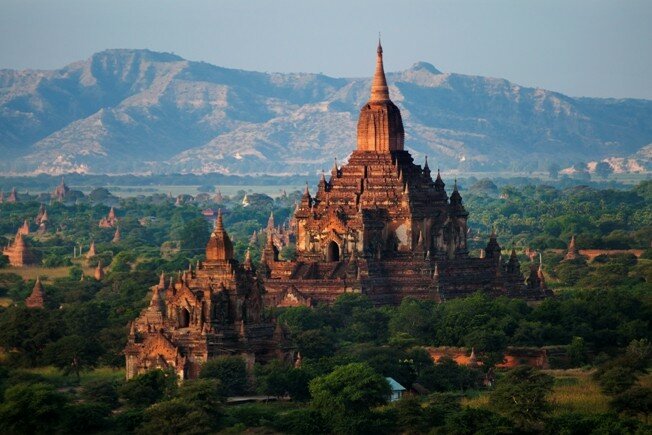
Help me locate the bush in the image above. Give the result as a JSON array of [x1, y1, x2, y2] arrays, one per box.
[[309, 363, 391, 433], [199, 356, 248, 396], [119, 369, 177, 407], [272, 408, 328, 434], [81, 379, 120, 409], [490, 366, 553, 429]]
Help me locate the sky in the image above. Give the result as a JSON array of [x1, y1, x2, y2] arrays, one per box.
[[1, 0, 651, 99]]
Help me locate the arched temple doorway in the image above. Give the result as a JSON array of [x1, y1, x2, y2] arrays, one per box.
[[327, 241, 340, 262], [180, 308, 190, 328]]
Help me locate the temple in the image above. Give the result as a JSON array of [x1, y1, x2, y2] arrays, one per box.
[[99, 207, 118, 228], [126, 42, 549, 381], [124, 210, 291, 380], [3, 231, 36, 267], [25, 277, 46, 308], [564, 235, 581, 261], [265, 211, 297, 253], [52, 177, 70, 202], [261, 41, 549, 306]]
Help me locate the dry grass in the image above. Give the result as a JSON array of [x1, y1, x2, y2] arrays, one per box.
[[545, 369, 609, 415], [23, 366, 125, 387], [461, 392, 489, 409], [462, 369, 610, 415], [2, 265, 95, 282], [0, 297, 13, 307]]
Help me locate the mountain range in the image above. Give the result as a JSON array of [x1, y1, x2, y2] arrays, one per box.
[[1, 49, 651, 175]]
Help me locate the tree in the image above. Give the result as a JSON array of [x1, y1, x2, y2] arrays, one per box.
[[417, 357, 481, 392], [178, 218, 210, 254], [137, 399, 215, 435], [0, 382, 69, 434], [68, 265, 83, 281], [60, 402, 111, 434], [389, 297, 434, 342], [256, 361, 312, 401], [176, 378, 224, 417], [443, 407, 513, 435], [610, 386, 652, 422], [295, 329, 337, 359], [119, 369, 177, 407], [463, 328, 507, 367], [568, 336, 588, 367], [273, 408, 328, 434], [0, 306, 64, 366], [489, 366, 553, 429], [199, 355, 248, 396], [81, 379, 120, 409], [43, 335, 103, 380], [596, 366, 637, 396], [309, 362, 391, 433]]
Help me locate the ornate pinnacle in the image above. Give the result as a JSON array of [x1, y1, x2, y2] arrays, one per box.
[[370, 38, 389, 102], [214, 208, 224, 231]]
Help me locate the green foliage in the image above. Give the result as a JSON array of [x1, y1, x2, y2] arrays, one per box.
[[490, 366, 554, 429], [309, 362, 390, 433], [60, 402, 111, 434], [0, 307, 64, 366], [177, 217, 210, 254], [596, 366, 637, 395], [138, 398, 216, 435], [81, 379, 121, 409], [610, 386, 652, 421], [271, 408, 328, 434], [43, 335, 103, 379], [417, 357, 482, 392], [346, 344, 417, 388], [255, 361, 311, 401], [544, 411, 646, 435], [295, 328, 337, 358], [443, 407, 514, 435], [568, 336, 589, 367], [119, 369, 177, 407], [198, 355, 248, 396], [392, 393, 465, 433], [0, 382, 70, 434]]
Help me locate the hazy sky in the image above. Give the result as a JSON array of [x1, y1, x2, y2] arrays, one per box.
[[1, 0, 651, 99]]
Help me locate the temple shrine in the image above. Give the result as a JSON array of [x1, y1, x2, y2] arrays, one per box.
[[260, 41, 550, 306], [126, 42, 550, 380], [3, 231, 36, 267], [125, 210, 291, 380]]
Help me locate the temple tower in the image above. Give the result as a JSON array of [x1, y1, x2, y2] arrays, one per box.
[[205, 209, 233, 261], [356, 40, 405, 153], [25, 277, 46, 308]]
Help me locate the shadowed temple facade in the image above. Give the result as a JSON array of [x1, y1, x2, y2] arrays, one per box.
[[126, 42, 550, 380]]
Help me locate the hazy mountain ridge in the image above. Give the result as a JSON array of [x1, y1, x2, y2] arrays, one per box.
[[1, 49, 651, 175]]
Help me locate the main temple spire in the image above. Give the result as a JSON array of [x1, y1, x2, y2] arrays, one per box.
[[370, 39, 390, 102], [356, 39, 405, 153]]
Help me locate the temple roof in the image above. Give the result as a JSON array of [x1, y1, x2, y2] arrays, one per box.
[[370, 39, 390, 103], [206, 209, 234, 261], [356, 41, 404, 153]]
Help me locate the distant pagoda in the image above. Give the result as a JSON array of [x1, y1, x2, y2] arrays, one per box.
[[3, 231, 36, 267], [25, 277, 46, 308], [52, 177, 70, 202]]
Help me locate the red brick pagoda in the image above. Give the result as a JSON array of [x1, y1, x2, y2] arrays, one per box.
[[125, 210, 291, 380], [260, 41, 549, 306]]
